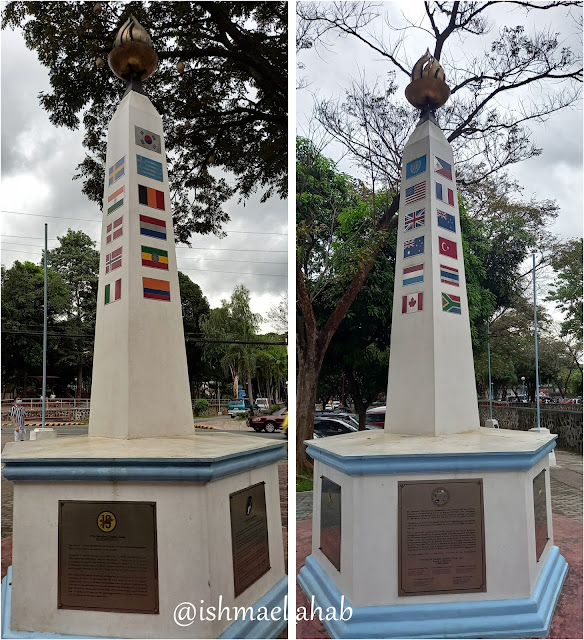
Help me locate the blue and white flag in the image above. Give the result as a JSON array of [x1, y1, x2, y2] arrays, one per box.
[[137, 155, 164, 182], [406, 155, 427, 179], [403, 235, 424, 258], [437, 209, 456, 233]]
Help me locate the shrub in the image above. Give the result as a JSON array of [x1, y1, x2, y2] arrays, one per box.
[[270, 404, 280, 414], [194, 399, 209, 416]]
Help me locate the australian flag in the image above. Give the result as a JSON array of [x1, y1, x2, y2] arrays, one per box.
[[404, 235, 424, 258], [437, 209, 456, 233]]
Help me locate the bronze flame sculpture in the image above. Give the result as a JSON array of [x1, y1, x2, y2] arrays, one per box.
[[405, 49, 450, 123], [108, 15, 158, 95]]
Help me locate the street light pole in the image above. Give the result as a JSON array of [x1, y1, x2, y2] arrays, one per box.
[[42, 223, 48, 429], [521, 376, 526, 402], [487, 322, 493, 420], [532, 252, 541, 430]]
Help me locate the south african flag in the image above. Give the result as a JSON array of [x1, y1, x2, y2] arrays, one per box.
[[442, 293, 461, 314]]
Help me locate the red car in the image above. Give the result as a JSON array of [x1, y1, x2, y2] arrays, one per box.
[[366, 406, 386, 428], [247, 407, 287, 433]]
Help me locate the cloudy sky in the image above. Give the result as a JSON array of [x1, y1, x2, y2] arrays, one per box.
[[297, 1, 582, 304], [1, 25, 287, 332]]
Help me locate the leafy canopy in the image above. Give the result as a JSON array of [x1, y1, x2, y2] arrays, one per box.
[[2, 1, 287, 242]]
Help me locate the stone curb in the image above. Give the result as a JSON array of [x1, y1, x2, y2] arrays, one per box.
[[1, 422, 86, 427]]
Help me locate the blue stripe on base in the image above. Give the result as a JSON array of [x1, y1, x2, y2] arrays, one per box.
[[305, 438, 556, 476], [2, 445, 286, 482], [219, 576, 288, 639], [298, 547, 568, 639]]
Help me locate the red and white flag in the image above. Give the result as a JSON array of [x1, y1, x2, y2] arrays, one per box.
[[402, 292, 423, 314]]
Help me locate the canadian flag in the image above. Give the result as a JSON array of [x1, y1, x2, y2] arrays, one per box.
[[402, 292, 423, 314]]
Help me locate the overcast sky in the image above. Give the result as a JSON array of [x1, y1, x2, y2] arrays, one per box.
[[297, 1, 583, 306], [1, 25, 287, 333]]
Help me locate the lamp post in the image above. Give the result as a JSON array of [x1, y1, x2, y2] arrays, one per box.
[[521, 376, 526, 402], [532, 252, 541, 429]]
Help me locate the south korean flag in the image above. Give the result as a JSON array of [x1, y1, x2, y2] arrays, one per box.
[[135, 126, 161, 153]]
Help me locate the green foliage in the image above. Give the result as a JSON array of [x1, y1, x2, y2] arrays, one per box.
[[2, 1, 287, 242], [296, 476, 314, 492], [177, 272, 210, 389], [546, 238, 583, 340], [193, 398, 209, 416], [1, 261, 71, 393]]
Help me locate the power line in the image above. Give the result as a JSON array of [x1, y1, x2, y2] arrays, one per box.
[[2, 210, 288, 235], [1, 234, 287, 253]]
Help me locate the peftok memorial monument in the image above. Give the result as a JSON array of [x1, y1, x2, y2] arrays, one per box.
[[298, 49, 567, 639], [2, 15, 286, 639]]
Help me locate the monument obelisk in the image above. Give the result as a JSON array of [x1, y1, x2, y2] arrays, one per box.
[[385, 49, 480, 436], [298, 50, 566, 640], [2, 15, 287, 639], [89, 15, 193, 438]]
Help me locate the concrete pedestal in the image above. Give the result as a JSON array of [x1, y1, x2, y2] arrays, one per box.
[[29, 428, 58, 441], [298, 428, 567, 639], [2, 432, 287, 639]]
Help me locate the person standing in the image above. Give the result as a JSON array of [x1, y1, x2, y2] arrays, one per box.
[[10, 396, 27, 441]]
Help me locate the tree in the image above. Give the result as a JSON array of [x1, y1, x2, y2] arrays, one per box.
[[200, 284, 262, 410], [2, 1, 287, 242], [1, 261, 71, 395], [47, 229, 100, 398], [177, 271, 210, 396], [546, 238, 583, 341], [295, 2, 581, 464], [266, 292, 288, 335]]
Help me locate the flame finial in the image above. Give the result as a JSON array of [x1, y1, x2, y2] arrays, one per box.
[[108, 15, 158, 94], [405, 49, 450, 122]]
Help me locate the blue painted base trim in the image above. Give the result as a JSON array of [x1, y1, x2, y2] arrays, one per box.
[[298, 547, 568, 639], [2, 445, 285, 483], [306, 438, 556, 476], [1, 567, 104, 639], [219, 576, 288, 639], [2, 568, 287, 639]]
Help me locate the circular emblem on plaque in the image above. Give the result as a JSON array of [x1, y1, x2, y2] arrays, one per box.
[[245, 496, 253, 516], [410, 159, 421, 175], [97, 511, 116, 532], [431, 487, 450, 507]]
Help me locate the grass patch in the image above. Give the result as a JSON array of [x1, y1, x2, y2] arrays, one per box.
[[297, 475, 314, 492]]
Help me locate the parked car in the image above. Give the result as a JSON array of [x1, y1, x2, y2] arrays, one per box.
[[313, 416, 358, 438], [228, 398, 251, 418], [366, 406, 386, 429], [315, 410, 359, 429], [254, 397, 271, 414], [563, 397, 582, 404], [247, 407, 287, 432]]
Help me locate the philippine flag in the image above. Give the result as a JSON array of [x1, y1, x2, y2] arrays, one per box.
[[434, 156, 453, 181]]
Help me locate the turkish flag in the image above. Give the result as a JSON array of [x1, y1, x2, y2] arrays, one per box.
[[439, 236, 457, 259]]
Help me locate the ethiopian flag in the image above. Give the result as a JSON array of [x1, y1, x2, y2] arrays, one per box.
[[142, 245, 169, 270], [442, 292, 461, 315]]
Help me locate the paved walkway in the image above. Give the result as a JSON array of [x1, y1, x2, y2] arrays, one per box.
[[296, 449, 583, 639]]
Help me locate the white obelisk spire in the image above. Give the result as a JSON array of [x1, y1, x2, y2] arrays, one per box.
[[89, 17, 193, 438], [385, 52, 480, 436]]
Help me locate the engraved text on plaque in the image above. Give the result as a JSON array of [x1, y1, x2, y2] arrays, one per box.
[[533, 469, 549, 561], [398, 479, 486, 596], [230, 482, 270, 597], [320, 476, 341, 571], [58, 501, 158, 613]]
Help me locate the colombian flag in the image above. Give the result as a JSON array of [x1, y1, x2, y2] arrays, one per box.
[[142, 245, 169, 270], [143, 277, 170, 301]]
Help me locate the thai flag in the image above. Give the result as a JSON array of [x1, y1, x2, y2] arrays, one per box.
[[440, 264, 459, 287]]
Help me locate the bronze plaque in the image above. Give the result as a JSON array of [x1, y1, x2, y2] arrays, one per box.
[[230, 482, 270, 597], [319, 476, 341, 571], [533, 469, 549, 561], [58, 501, 158, 613], [398, 479, 486, 596]]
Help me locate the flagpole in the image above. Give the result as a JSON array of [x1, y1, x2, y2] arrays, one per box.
[[42, 223, 48, 429]]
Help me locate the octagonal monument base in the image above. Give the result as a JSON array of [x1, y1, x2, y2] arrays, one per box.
[[298, 427, 567, 639], [2, 431, 287, 639]]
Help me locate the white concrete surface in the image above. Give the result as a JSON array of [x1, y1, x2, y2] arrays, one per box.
[[89, 90, 193, 439], [3, 430, 280, 462], [305, 425, 554, 457], [386, 119, 480, 436], [10, 463, 285, 638]]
